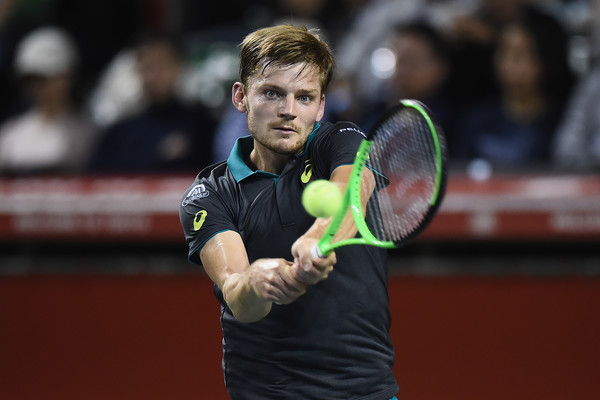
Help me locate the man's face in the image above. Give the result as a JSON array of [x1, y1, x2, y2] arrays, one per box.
[[495, 25, 541, 95], [137, 42, 180, 102], [392, 33, 446, 100], [235, 62, 325, 156]]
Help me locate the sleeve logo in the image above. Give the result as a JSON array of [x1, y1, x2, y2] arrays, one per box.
[[182, 184, 209, 206], [193, 210, 208, 231]]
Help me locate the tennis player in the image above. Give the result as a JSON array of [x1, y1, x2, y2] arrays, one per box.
[[179, 24, 399, 400]]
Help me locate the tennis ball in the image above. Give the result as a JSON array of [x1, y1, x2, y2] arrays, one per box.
[[302, 179, 342, 218]]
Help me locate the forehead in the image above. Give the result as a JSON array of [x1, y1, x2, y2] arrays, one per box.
[[138, 42, 177, 63], [502, 25, 530, 43], [395, 33, 431, 53], [247, 62, 322, 92]]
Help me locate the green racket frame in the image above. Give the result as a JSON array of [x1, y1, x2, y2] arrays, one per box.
[[313, 99, 445, 257]]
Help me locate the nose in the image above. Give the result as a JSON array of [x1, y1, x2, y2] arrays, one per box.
[[279, 95, 297, 120]]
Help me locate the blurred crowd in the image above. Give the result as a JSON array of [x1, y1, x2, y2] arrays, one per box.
[[0, 0, 599, 177]]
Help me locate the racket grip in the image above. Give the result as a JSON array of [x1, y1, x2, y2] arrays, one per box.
[[310, 244, 325, 259]]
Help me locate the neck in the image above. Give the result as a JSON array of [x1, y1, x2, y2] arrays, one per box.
[[39, 98, 70, 119], [248, 146, 290, 175], [504, 89, 544, 121]]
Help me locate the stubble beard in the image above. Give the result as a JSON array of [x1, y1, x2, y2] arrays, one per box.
[[259, 135, 305, 156], [246, 114, 309, 156]]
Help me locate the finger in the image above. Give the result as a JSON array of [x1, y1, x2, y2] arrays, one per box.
[[280, 264, 307, 291], [260, 265, 305, 304], [293, 263, 333, 286], [294, 254, 314, 274], [290, 259, 315, 280], [262, 282, 299, 304], [290, 263, 310, 283], [311, 251, 336, 270], [271, 283, 305, 305], [282, 280, 306, 300]]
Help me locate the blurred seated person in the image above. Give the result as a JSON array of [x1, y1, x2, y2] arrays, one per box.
[[446, 0, 530, 104], [358, 20, 458, 147], [329, 0, 481, 123], [552, 64, 600, 170], [453, 6, 575, 168], [87, 33, 216, 174], [0, 26, 95, 176]]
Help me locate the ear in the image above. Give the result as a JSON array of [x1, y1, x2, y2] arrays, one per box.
[[232, 82, 247, 112], [316, 94, 326, 122]]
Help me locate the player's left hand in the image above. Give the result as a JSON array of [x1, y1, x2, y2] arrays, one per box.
[[290, 237, 336, 285]]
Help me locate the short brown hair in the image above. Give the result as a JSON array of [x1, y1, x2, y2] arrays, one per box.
[[238, 24, 335, 93]]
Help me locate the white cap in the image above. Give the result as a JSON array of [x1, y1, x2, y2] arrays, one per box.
[[14, 26, 78, 76]]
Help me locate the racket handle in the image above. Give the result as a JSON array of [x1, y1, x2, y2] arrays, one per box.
[[310, 244, 325, 259]]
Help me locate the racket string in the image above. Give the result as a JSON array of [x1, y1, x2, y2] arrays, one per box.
[[366, 108, 442, 243]]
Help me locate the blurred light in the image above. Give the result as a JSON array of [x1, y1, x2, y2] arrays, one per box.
[[370, 47, 396, 80], [569, 35, 591, 76], [467, 158, 492, 182], [197, 81, 225, 109]]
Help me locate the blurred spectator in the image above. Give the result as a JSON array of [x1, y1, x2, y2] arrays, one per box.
[[325, 0, 375, 47], [53, 0, 144, 91], [551, 0, 600, 170], [453, 5, 575, 167], [269, 0, 332, 31], [326, 0, 477, 126], [552, 63, 600, 170], [0, 26, 95, 176], [87, 48, 146, 129], [356, 20, 458, 146], [212, 103, 250, 164], [331, 0, 427, 111], [590, 0, 600, 62], [87, 33, 217, 174], [0, 0, 145, 124], [445, 0, 530, 103]]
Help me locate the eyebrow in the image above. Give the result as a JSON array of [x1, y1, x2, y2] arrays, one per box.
[[254, 81, 318, 97]]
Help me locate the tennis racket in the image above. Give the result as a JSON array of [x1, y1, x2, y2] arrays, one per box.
[[311, 99, 448, 258]]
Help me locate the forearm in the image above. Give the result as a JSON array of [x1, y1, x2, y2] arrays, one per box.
[[299, 204, 357, 243], [300, 168, 375, 243], [291, 167, 374, 283], [200, 231, 273, 323]]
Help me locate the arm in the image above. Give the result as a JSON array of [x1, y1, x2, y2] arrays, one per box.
[[291, 164, 375, 284], [199, 230, 307, 323]]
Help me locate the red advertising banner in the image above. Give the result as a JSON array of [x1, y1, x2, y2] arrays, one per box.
[[1, 173, 599, 241]]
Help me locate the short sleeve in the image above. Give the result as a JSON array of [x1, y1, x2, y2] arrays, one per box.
[[311, 121, 367, 177], [179, 179, 238, 265]]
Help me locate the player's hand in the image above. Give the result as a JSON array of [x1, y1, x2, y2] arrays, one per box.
[[290, 237, 336, 285], [248, 258, 307, 305]]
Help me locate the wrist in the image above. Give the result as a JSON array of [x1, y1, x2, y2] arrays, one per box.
[[223, 270, 272, 323]]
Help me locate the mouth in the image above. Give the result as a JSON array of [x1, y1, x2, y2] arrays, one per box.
[[273, 125, 297, 134]]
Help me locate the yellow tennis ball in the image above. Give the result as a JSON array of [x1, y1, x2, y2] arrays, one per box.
[[302, 179, 342, 218]]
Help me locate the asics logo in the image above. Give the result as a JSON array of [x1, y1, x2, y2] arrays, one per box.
[[301, 161, 313, 183], [193, 210, 207, 231]]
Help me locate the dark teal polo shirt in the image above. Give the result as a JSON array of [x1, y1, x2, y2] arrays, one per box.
[[179, 121, 398, 400]]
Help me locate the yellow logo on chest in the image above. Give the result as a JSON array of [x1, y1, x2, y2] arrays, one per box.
[[301, 161, 313, 183]]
